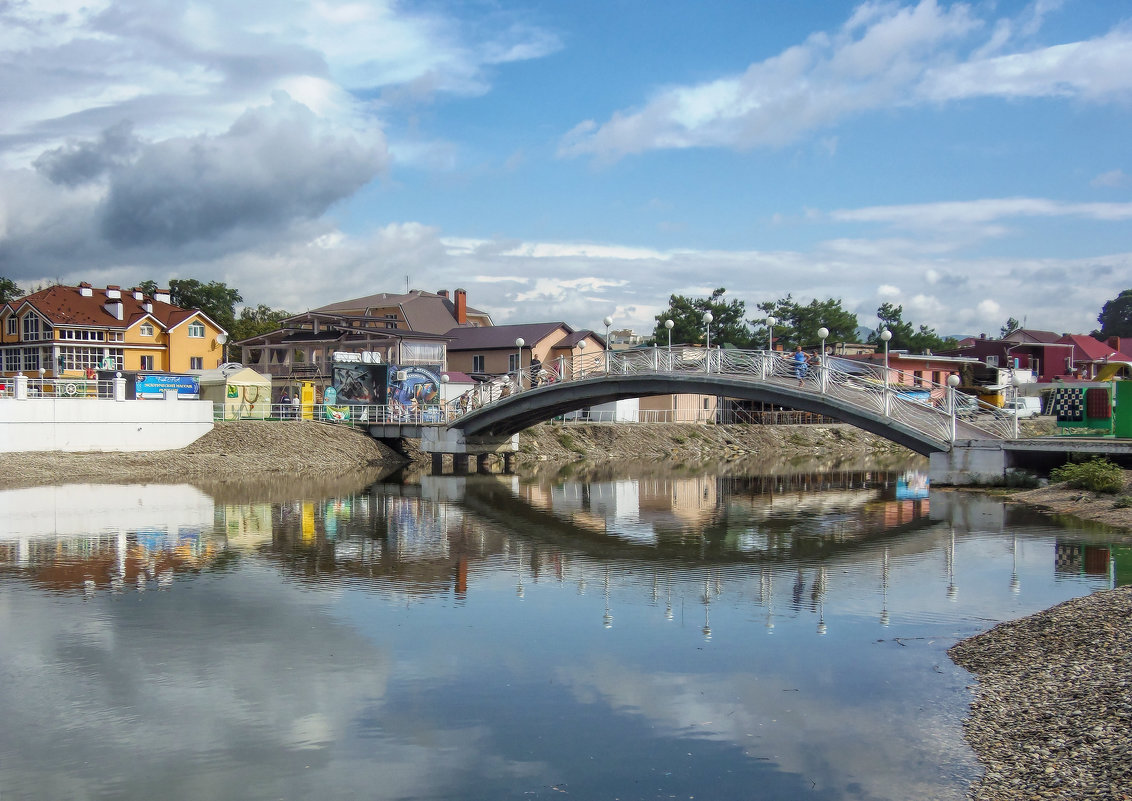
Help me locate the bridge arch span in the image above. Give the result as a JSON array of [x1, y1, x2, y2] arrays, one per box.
[[450, 374, 950, 455]]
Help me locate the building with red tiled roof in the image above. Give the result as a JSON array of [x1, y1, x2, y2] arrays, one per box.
[[1, 283, 228, 377], [1057, 334, 1132, 380]]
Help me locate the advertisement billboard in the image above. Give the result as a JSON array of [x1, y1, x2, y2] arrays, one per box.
[[134, 373, 200, 399]]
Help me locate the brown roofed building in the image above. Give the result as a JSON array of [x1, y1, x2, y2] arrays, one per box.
[[443, 322, 605, 382], [1, 283, 228, 377]]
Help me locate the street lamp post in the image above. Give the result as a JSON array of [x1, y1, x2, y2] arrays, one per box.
[[766, 316, 776, 352], [817, 326, 829, 393], [602, 316, 612, 373], [664, 319, 674, 352], [515, 337, 525, 388], [702, 311, 714, 373], [880, 329, 892, 416], [947, 373, 961, 442]]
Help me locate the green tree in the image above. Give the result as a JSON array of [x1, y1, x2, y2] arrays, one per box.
[[1000, 317, 1021, 338], [139, 278, 243, 332], [753, 295, 858, 350], [0, 277, 23, 304], [229, 304, 291, 342], [651, 288, 754, 348], [867, 303, 954, 353], [1096, 289, 1132, 338]]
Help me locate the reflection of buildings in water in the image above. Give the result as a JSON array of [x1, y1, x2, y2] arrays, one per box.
[[1055, 540, 1129, 586], [518, 477, 719, 543], [0, 484, 223, 594]]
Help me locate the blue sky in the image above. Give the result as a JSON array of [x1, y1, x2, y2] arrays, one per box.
[[1, 0, 1129, 338]]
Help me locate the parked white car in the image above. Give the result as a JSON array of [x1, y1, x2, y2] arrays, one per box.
[[1003, 396, 1042, 418]]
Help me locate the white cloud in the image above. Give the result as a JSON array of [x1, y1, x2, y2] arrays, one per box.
[[559, 0, 1131, 161], [1091, 169, 1128, 188]]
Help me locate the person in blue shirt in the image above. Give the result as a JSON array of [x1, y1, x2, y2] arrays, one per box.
[[792, 345, 810, 386]]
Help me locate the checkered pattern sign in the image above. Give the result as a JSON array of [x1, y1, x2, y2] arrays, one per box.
[[1050, 387, 1084, 422]]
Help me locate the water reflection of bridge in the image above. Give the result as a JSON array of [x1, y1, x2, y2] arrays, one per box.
[[2, 479, 1128, 626]]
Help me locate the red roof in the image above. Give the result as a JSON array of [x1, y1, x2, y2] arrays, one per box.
[[6, 285, 216, 332], [1058, 334, 1132, 362]]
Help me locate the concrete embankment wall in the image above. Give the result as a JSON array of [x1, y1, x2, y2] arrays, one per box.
[[0, 398, 214, 453]]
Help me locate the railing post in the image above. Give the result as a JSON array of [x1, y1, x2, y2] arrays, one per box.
[[14, 374, 28, 400], [113, 373, 126, 402]]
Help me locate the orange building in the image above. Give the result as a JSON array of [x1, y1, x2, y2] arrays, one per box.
[[1, 283, 228, 378]]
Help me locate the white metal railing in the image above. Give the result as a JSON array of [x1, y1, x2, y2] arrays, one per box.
[[0, 376, 120, 399], [213, 401, 458, 425]]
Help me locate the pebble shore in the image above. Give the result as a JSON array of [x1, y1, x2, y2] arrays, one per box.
[[948, 587, 1132, 800]]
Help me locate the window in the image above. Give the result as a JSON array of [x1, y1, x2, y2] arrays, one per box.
[[190, 357, 203, 370], [139, 324, 154, 337], [5, 317, 14, 337], [912, 370, 924, 386], [140, 355, 154, 371], [58, 347, 106, 371], [21, 315, 40, 342], [986, 355, 999, 367], [22, 347, 40, 371], [508, 353, 519, 372], [187, 321, 205, 338], [472, 355, 484, 372], [4, 348, 19, 372]]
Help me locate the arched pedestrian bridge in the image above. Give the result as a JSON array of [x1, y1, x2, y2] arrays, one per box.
[[394, 349, 1019, 460]]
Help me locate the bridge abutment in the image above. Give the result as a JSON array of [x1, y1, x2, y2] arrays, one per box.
[[929, 441, 1007, 485]]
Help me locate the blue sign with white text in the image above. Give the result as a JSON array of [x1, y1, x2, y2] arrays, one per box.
[[135, 374, 200, 399]]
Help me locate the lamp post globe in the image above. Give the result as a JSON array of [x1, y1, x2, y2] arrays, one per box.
[[664, 319, 674, 352], [766, 316, 777, 351], [702, 311, 714, 350], [515, 338, 525, 381], [879, 329, 892, 393]]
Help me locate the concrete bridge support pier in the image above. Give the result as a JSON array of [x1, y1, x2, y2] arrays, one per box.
[[419, 427, 518, 474]]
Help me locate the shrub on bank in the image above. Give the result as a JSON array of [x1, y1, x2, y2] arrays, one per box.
[[1050, 458, 1125, 494]]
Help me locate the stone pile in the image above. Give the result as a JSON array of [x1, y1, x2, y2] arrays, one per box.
[[949, 586, 1132, 800]]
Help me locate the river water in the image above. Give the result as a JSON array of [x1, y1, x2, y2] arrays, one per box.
[[0, 462, 1127, 801]]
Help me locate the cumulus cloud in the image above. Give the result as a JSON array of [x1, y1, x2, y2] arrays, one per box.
[[99, 94, 386, 246], [559, 0, 1132, 161]]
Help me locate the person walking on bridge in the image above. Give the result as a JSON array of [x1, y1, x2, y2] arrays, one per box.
[[792, 345, 810, 387]]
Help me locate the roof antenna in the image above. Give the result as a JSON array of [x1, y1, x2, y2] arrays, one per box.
[[405, 275, 409, 293]]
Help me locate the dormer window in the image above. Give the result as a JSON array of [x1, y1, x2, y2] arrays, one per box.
[[187, 321, 205, 338], [139, 323, 154, 337], [22, 314, 40, 341], [5, 316, 15, 336]]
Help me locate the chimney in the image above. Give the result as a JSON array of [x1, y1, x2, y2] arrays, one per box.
[[154, 288, 171, 304], [438, 289, 449, 298], [105, 285, 121, 300], [455, 288, 467, 325], [78, 282, 93, 297]]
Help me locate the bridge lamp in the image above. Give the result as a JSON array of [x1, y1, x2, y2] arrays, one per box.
[[664, 319, 674, 352], [766, 316, 777, 351], [817, 327, 829, 361], [514, 337, 525, 374], [880, 329, 892, 387], [602, 316, 613, 371], [702, 311, 714, 349]]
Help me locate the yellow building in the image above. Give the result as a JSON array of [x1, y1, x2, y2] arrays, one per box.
[[1, 283, 228, 378]]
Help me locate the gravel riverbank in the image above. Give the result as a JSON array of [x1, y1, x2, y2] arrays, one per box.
[[948, 588, 1132, 800]]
